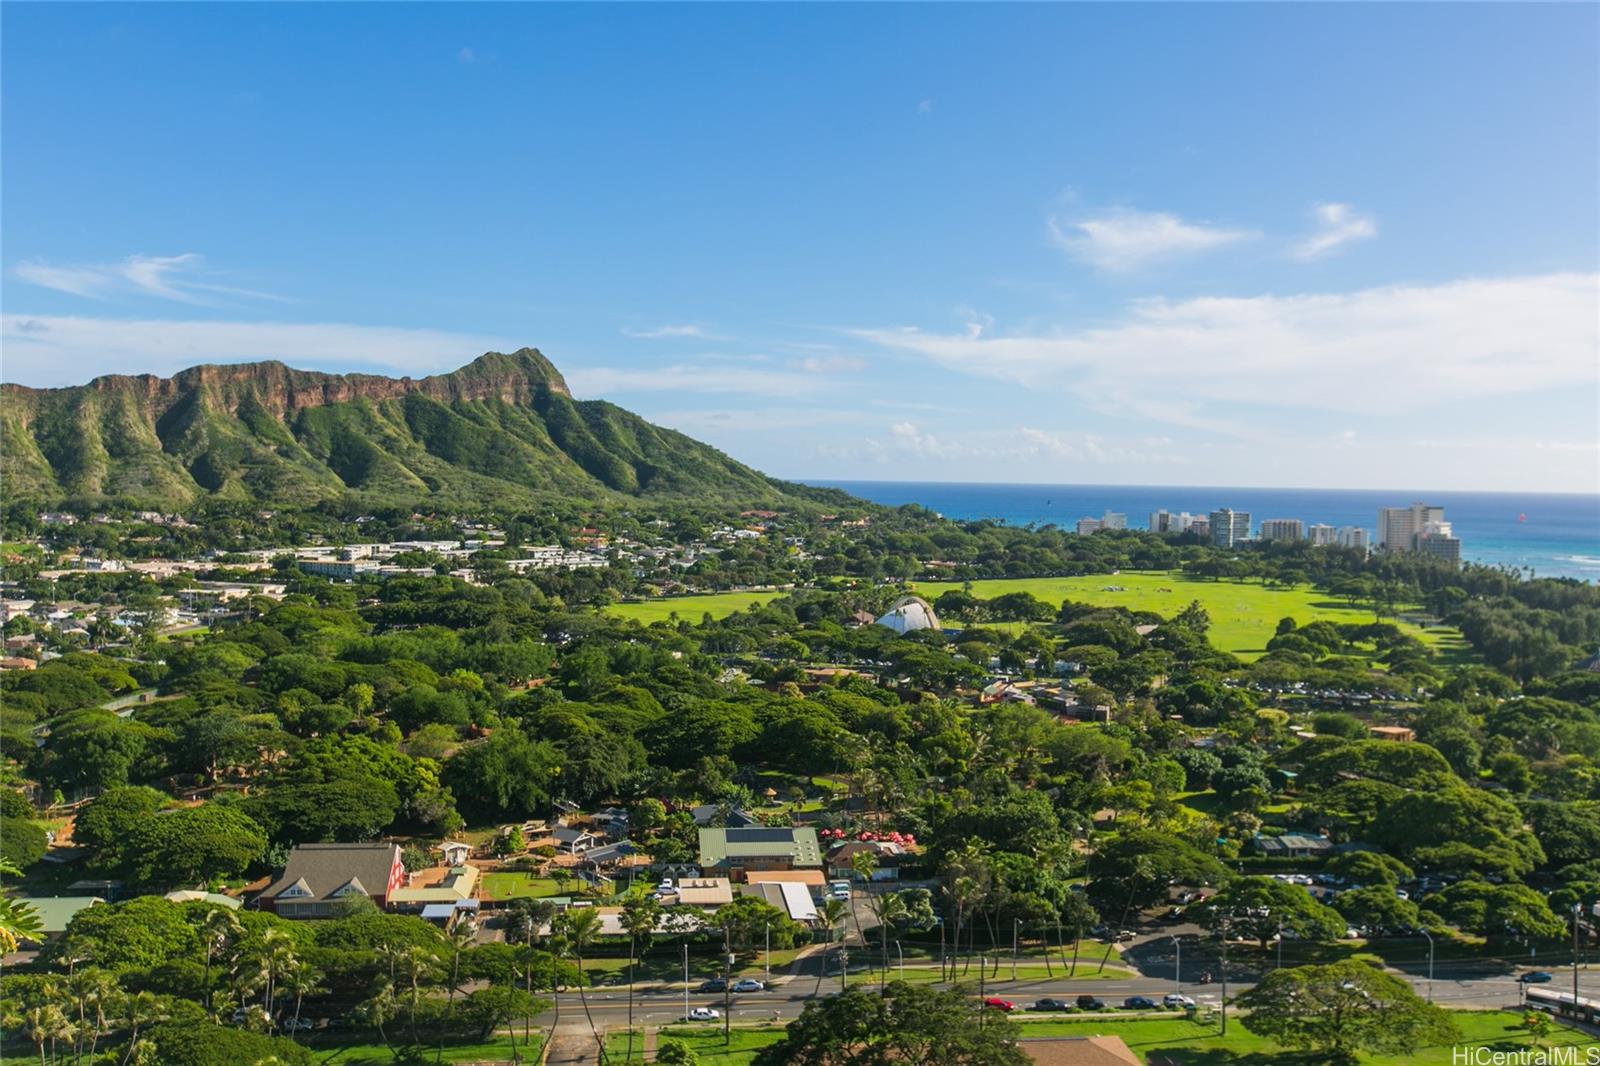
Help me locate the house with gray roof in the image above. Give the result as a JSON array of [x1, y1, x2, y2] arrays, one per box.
[[259, 843, 405, 918]]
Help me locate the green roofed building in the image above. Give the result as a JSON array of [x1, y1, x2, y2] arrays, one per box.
[[697, 826, 822, 880]]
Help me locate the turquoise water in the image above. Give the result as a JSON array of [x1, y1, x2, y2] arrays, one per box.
[[806, 481, 1600, 584]]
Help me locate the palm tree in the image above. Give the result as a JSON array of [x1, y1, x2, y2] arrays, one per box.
[[22, 1004, 72, 1066], [869, 892, 910, 993], [233, 929, 298, 1027], [280, 959, 324, 1041], [358, 979, 400, 1058], [555, 907, 604, 1060], [811, 897, 850, 996], [117, 992, 162, 1066], [618, 895, 662, 1062], [504, 898, 555, 1048], [62, 967, 118, 1064], [199, 907, 243, 1016]]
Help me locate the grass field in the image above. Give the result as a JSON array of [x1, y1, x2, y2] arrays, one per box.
[[912, 572, 1469, 661], [599, 1011, 1599, 1066], [480, 871, 566, 900], [606, 590, 786, 624]]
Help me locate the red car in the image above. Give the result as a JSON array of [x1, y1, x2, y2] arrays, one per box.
[[982, 997, 1016, 1012]]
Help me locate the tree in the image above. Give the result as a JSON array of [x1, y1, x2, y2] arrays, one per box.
[[1332, 885, 1421, 934], [71, 786, 168, 871], [753, 982, 1029, 1066], [1236, 960, 1458, 1062], [1086, 830, 1230, 913], [1192, 876, 1345, 948], [1425, 880, 1566, 938], [441, 729, 561, 822], [656, 1038, 701, 1065], [1325, 851, 1412, 887], [124, 805, 267, 887], [460, 985, 540, 1042], [143, 1021, 312, 1066]]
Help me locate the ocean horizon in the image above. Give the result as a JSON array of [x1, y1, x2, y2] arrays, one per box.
[[803, 480, 1600, 584]]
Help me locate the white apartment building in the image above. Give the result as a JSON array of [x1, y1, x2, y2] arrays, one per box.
[[1259, 519, 1305, 543], [1209, 509, 1252, 548], [1100, 511, 1128, 531], [1378, 503, 1445, 552], [1307, 524, 1338, 546], [1337, 527, 1370, 551], [1075, 517, 1103, 536]]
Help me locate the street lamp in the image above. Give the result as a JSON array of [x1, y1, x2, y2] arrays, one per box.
[[894, 938, 904, 980], [764, 921, 771, 984], [1013, 919, 1022, 982]]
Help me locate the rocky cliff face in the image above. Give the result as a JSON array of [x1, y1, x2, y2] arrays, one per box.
[[1, 348, 572, 425], [0, 348, 811, 509]]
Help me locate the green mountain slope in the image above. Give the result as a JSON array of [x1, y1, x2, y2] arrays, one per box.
[[0, 349, 837, 509]]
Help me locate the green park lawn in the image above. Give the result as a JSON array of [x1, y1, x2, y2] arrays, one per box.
[[605, 1025, 785, 1064], [912, 572, 1468, 661], [1012, 1009, 1600, 1065], [479, 871, 566, 900], [605, 590, 786, 624]]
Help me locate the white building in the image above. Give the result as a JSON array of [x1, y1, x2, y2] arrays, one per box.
[[1307, 524, 1338, 546], [1209, 509, 1252, 548], [1337, 527, 1370, 551], [1100, 511, 1128, 531], [1378, 503, 1445, 552], [1075, 517, 1103, 536], [1259, 519, 1304, 543]]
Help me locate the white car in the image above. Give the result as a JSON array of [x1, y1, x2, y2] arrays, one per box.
[[687, 1007, 720, 1021], [1163, 993, 1195, 1008], [732, 979, 764, 993]]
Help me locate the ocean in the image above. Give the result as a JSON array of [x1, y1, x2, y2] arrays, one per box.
[[804, 481, 1600, 584]]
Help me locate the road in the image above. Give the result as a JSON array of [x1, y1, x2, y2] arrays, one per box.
[[532, 923, 1600, 1060]]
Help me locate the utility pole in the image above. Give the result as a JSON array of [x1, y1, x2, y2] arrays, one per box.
[[1013, 919, 1021, 982], [1220, 920, 1229, 1037], [979, 955, 986, 1029], [723, 928, 733, 1046], [1276, 919, 1283, 971], [1575, 903, 1583, 1012], [939, 918, 946, 982], [764, 921, 771, 984], [1420, 928, 1435, 1003], [682, 942, 689, 1024], [1173, 935, 1181, 999], [895, 939, 904, 980], [839, 946, 848, 994]]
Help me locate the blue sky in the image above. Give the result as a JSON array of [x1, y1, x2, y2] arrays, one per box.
[[3, 3, 1596, 493]]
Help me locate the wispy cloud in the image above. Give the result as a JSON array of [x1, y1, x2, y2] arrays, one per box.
[[856, 421, 1189, 466], [853, 272, 1600, 422], [917, 99, 935, 114], [0, 314, 509, 386], [12, 253, 288, 305], [1293, 202, 1377, 259], [789, 355, 865, 374], [621, 323, 724, 340], [456, 46, 476, 64], [1048, 208, 1255, 271]]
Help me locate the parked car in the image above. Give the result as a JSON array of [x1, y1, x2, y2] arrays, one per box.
[[1076, 995, 1106, 1011], [1032, 998, 1073, 1012], [655, 878, 675, 893], [697, 978, 727, 992], [1520, 972, 1554, 984], [982, 997, 1016, 1012], [687, 1007, 720, 1021], [827, 880, 853, 900], [1123, 996, 1158, 1010], [1113, 929, 1137, 942], [732, 979, 764, 993], [1163, 993, 1195, 1008], [281, 1018, 316, 1033]]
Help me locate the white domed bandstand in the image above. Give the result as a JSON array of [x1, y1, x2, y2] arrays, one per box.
[[874, 594, 941, 635]]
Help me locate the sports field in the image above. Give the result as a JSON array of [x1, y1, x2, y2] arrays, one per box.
[[910, 572, 1467, 661], [606, 589, 786, 624]]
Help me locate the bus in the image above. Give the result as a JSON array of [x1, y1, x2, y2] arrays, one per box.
[[1525, 986, 1600, 1026]]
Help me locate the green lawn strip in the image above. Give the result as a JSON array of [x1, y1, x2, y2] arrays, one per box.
[[911, 572, 1463, 662], [1009, 1010, 1599, 1065], [581, 948, 806, 985], [604, 1025, 785, 1065], [605, 591, 786, 624], [306, 1034, 539, 1064]]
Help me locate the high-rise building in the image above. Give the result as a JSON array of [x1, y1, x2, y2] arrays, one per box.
[[1337, 526, 1370, 551], [1190, 518, 1210, 539], [1101, 511, 1128, 531], [1416, 520, 1462, 566], [1209, 508, 1252, 548], [1308, 523, 1338, 546], [1148, 511, 1174, 533], [1075, 517, 1103, 536], [1378, 503, 1446, 552], [1259, 519, 1305, 543]]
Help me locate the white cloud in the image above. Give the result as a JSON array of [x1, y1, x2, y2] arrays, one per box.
[[565, 363, 827, 398], [12, 253, 288, 304], [456, 46, 476, 64], [917, 99, 934, 114], [789, 355, 865, 374], [857, 421, 1189, 466], [852, 272, 1600, 420], [621, 324, 719, 340], [1048, 209, 1255, 271], [1293, 202, 1377, 259], [0, 314, 510, 385]]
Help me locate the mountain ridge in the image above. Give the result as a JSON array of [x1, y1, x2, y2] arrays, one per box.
[[0, 349, 838, 509]]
